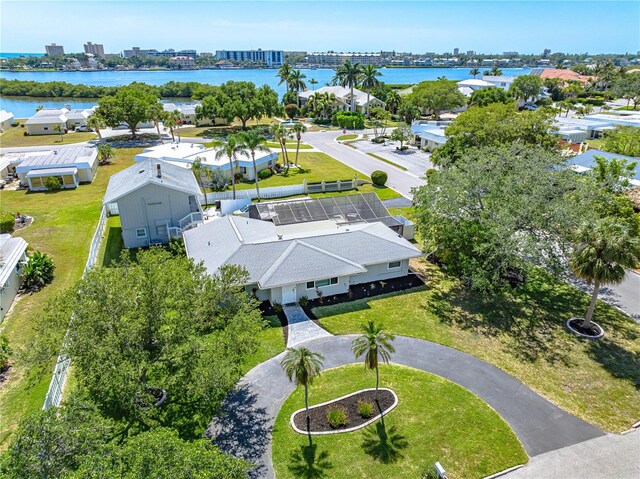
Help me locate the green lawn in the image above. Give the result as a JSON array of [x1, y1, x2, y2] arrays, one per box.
[[272, 364, 527, 479], [584, 138, 605, 150], [337, 134, 358, 141], [314, 260, 640, 433], [241, 315, 285, 375], [179, 117, 277, 138], [0, 148, 139, 448], [265, 140, 313, 150], [0, 122, 97, 147]]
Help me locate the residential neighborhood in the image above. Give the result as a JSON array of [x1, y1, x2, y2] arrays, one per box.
[[0, 2, 639, 479]]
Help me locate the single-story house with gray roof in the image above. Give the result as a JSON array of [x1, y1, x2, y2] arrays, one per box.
[[25, 108, 68, 135], [184, 215, 422, 305], [103, 159, 204, 248], [568, 149, 640, 186]]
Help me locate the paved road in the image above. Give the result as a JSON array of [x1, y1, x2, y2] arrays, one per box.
[[504, 429, 640, 479], [303, 129, 426, 199], [209, 334, 603, 479]]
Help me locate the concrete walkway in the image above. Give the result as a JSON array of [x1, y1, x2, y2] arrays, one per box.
[[503, 430, 639, 479], [209, 335, 603, 479], [282, 304, 332, 348]]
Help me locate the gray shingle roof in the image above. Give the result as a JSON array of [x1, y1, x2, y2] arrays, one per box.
[[184, 216, 421, 288], [103, 158, 202, 205]]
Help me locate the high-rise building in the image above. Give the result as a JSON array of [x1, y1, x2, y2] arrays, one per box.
[[306, 52, 382, 66], [84, 42, 105, 57], [45, 43, 64, 55], [215, 49, 283, 67], [453, 48, 459, 56], [466, 50, 475, 56], [503, 51, 518, 56]]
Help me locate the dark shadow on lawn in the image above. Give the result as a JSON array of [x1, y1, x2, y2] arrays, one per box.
[[587, 338, 640, 390], [361, 418, 408, 464], [207, 385, 270, 478], [287, 442, 333, 479], [102, 226, 125, 267]]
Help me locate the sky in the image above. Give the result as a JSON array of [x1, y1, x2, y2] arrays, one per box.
[[1, 1, 639, 55]]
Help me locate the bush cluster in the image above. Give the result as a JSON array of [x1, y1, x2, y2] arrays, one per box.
[[298, 296, 309, 308], [334, 111, 365, 129], [357, 400, 374, 419], [327, 407, 348, 428], [258, 168, 273, 180], [371, 170, 388, 186], [43, 176, 62, 191]]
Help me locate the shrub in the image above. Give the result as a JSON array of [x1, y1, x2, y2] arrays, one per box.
[[335, 111, 365, 129], [0, 334, 11, 370], [234, 172, 244, 182], [371, 137, 385, 144], [327, 407, 348, 428], [371, 170, 388, 186], [298, 295, 309, 308], [43, 176, 62, 191], [426, 168, 437, 178], [258, 168, 273, 180], [22, 251, 55, 291], [272, 302, 283, 314], [0, 210, 14, 234], [357, 400, 375, 419], [284, 103, 299, 120]]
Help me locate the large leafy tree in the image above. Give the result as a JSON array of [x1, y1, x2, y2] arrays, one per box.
[[602, 125, 640, 158], [469, 87, 513, 108], [433, 102, 558, 165], [351, 321, 395, 399], [509, 75, 543, 104], [281, 347, 324, 430], [31, 250, 263, 436], [96, 83, 159, 139], [333, 60, 364, 112], [408, 79, 466, 120], [413, 144, 591, 293], [236, 128, 271, 201], [611, 73, 640, 109], [570, 219, 640, 329]]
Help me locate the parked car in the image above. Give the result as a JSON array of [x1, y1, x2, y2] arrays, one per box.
[[523, 103, 538, 111], [76, 124, 91, 132]]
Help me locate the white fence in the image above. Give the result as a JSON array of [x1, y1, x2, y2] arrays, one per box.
[[42, 206, 108, 410]]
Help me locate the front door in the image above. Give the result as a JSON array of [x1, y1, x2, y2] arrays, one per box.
[[282, 285, 297, 305]]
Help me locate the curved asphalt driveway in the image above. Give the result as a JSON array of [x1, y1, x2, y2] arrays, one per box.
[[209, 334, 603, 479]]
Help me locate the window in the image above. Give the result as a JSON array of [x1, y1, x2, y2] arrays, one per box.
[[309, 277, 339, 288], [156, 224, 167, 236], [388, 261, 402, 269], [240, 166, 247, 174], [136, 228, 147, 238], [43, 126, 49, 131]]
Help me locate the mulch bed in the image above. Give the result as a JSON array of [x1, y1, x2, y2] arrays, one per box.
[[302, 273, 425, 320], [568, 318, 603, 338], [293, 389, 395, 433]]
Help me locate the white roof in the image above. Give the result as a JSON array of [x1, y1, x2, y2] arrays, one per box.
[[13, 147, 98, 173], [25, 108, 68, 125], [456, 79, 495, 88], [0, 110, 14, 123], [298, 86, 383, 107], [457, 86, 474, 97], [0, 234, 28, 288]]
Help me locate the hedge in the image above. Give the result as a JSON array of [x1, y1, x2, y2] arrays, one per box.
[[371, 170, 388, 186]]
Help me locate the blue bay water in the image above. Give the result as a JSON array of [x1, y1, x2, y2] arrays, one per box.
[[0, 67, 530, 118]]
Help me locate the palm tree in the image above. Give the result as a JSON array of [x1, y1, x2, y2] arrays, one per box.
[[360, 64, 382, 116], [277, 63, 293, 93], [53, 124, 63, 142], [469, 68, 481, 78], [191, 156, 205, 195], [570, 219, 640, 330], [270, 123, 290, 172], [281, 347, 324, 429], [386, 90, 401, 115], [97, 144, 115, 165], [147, 103, 165, 144], [319, 92, 338, 119], [305, 93, 321, 117], [309, 78, 318, 90], [334, 60, 364, 112], [288, 70, 308, 107], [162, 114, 178, 142], [211, 135, 245, 200], [490, 63, 503, 76], [169, 110, 182, 142], [87, 114, 105, 141], [291, 123, 307, 167], [237, 128, 270, 202], [351, 321, 396, 399]]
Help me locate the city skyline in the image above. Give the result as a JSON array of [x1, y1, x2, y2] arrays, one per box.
[[1, 1, 638, 55]]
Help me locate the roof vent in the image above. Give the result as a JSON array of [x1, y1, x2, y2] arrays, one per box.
[[277, 234, 283, 240], [138, 169, 145, 174], [156, 163, 162, 178], [53, 150, 58, 155]]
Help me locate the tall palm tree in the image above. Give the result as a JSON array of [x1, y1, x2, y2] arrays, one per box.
[[270, 123, 290, 172], [319, 92, 338, 119], [87, 114, 105, 141], [281, 347, 324, 429], [570, 219, 640, 330], [351, 321, 396, 399], [469, 68, 481, 78], [147, 103, 165, 144], [277, 63, 293, 93], [306, 93, 321, 117], [211, 135, 245, 200], [490, 63, 503, 76], [334, 60, 364, 112], [386, 90, 401, 115], [237, 128, 270, 202], [53, 124, 63, 142], [288, 70, 308, 107], [291, 123, 307, 167], [309, 78, 318, 90], [162, 114, 177, 141], [191, 156, 205, 195], [360, 64, 382, 116], [169, 110, 182, 142]]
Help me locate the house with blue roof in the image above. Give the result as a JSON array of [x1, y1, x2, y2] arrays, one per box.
[[568, 149, 640, 186], [410, 121, 448, 151]]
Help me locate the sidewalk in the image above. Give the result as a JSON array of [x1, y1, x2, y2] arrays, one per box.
[[282, 305, 331, 348]]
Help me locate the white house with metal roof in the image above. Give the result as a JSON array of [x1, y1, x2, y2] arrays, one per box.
[[0, 234, 28, 322], [298, 86, 385, 114], [134, 142, 278, 181], [64, 107, 96, 130], [0, 110, 14, 131], [410, 121, 449, 151], [25, 108, 69, 135], [103, 159, 204, 248], [184, 215, 422, 305], [11, 147, 99, 191]]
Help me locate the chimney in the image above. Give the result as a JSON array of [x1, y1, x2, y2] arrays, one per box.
[[156, 163, 162, 178]]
